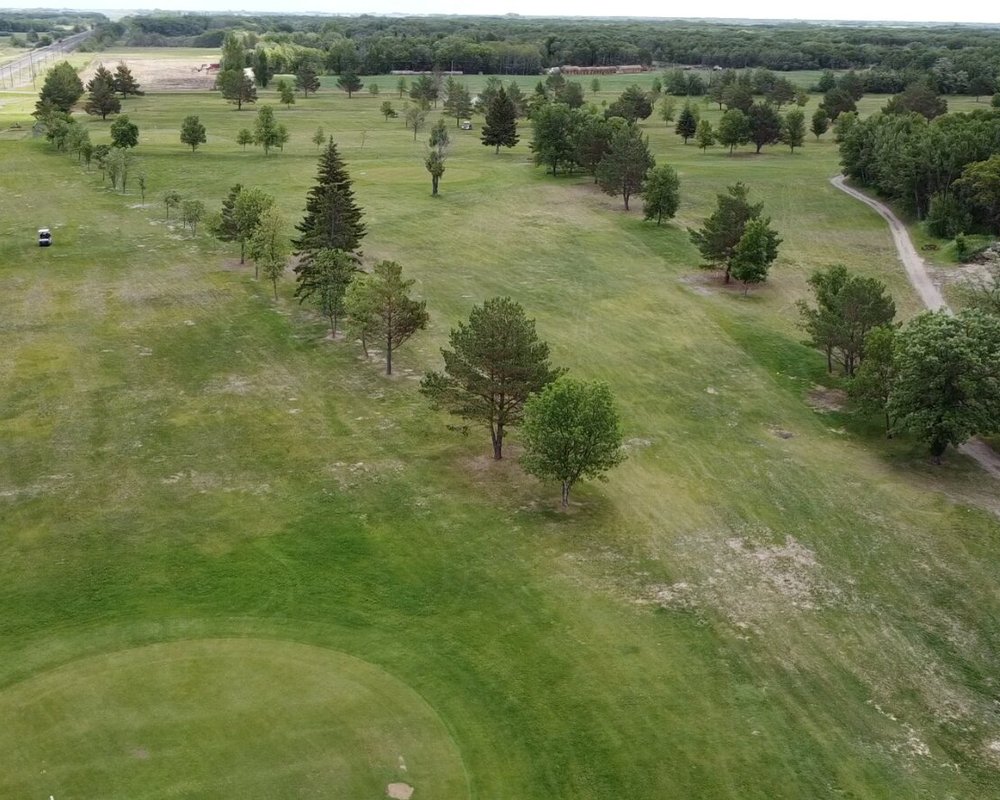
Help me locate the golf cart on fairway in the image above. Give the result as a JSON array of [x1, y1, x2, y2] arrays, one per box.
[[38, 228, 52, 247]]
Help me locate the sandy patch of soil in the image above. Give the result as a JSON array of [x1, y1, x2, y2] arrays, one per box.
[[642, 531, 848, 631], [80, 56, 218, 92], [806, 385, 847, 413], [387, 783, 414, 799]]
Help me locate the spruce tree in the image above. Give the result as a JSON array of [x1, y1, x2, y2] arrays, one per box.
[[113, 62, 143, 98], [85, 65, 120, 120], [675, 103, 698, 144], [35, 61, 84, 115], [481, 87, 519, 154], [294, 139, 366, 292], [212, 183, 243, 250]]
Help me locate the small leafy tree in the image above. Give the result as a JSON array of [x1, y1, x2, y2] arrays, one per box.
[[180, 115, 207, 152], [420, 297, 562, 459], [605, 85, 654, 123], [426, 149, 446, 196], [181, 198, 205, 234], [643, 164, 680, 225], [252, 104, 281, 154], [781, 108, 806, 152], [380, 100, 397, 120], [277, 79, 295, 108], [695, 119, 715, 151], [429, 118, 450, 154], [405, 104, 428, 141], [730, 217, 782, 294], [344, 261, 428, 374], [368, 82, 379, 95], [591, 77, 601, 95], [234, 187, 276, 270], [218, 70, 257, 110], [747, 101, 783, 153], [811, 107, 830, 140], [249, 206, 289, 299], [163, 189, 181, 220], [110, 114, 138, 148], [521, 377, 625, 508], [397, 76, 407, 98], [297, 248, 357, 336], [237, 128, 253, 150], [717, 108, 751, 154], [659, 95, 676, 124]]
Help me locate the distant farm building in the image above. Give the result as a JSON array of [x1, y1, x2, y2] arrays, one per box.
[[554, 64, 648, 76]]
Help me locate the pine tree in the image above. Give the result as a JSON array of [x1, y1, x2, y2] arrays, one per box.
[[113, 62, 142, 99], [85, 65, 120, 120], [212, 183, 243, 250], [294, 139, 366, 276], [35, 61, 84, 115], [296, 62, 321, 97], [675, 103, 698, 143], [595, 124, 655, 211], [443, 80, 472, 127], [253, 49, 272, 89], [336, 68, 362, 98], [481, 87, 519, 154], [695, 119, 715, 151]]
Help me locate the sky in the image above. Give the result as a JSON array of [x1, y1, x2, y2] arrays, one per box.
[[40, 1, 1000, 24]]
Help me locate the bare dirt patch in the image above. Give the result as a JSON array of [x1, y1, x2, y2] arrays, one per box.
[[806, 385, 847, 413], [80, 56, 217, 92], [387, 783, 414, 799], [642, 530, 848, 631]]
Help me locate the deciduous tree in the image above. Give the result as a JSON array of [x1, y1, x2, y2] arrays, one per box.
[[296, 248, 357, 336], [781, 108, 806, 152], [234, 187, 275, 268], [236, 128, 253, 150], [420, 296, 562, 459], [249, 206, 289, 299], [181, 198, 205, 234], [606, 85, 653, 123], [890, 310, 1000, 462], [695, 119, 715, 151], [252, 104, 281, 154], [642, 164, 680, 225], [110, 114, 138, 148], [530, 102, 577, 175], [345, 261, 428, 374], [747, 101, 783, 153], [180, 115, 207, 152], [810, 108, 829, 140], [297, 62, 321, 97], [277, 79, 295, 108], [849, 325, 896, 437], [444, 80, 472, 126], [380, 100, 398, 120], [522, 377, 625, 508], [336, 67, 362, 98], [729, 217, 781, 294]]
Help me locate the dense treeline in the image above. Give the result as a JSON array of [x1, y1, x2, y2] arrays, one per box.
[[112, 13, 1000, 78], [839, 108, 1000, 232], [0, 11, 105, 34]]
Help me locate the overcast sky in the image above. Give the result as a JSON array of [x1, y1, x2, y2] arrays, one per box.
[[49, 1, 1000, 24]]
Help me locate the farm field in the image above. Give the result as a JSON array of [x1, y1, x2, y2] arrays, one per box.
[[2, 55, 1000, 798]]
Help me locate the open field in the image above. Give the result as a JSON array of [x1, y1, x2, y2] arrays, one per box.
[[2, 57, 1000, 798]]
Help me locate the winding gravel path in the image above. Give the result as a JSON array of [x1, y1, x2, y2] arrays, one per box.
[[830, 174, 1000, 478]]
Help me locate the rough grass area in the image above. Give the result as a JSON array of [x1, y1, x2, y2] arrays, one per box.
[[1, 64, 999, 798]]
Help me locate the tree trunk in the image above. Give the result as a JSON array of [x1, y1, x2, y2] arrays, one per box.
[[491, 423, 504, 459], [385, 335, 392, 375], [884, 410, 892, 438], [723, 264, 731, 284], [561, 481, 570, 508], [623, 191, 630, 211], [240, 240, 246, 265], [272, 278, 278, 300], [330, 311, 337, 337], [826, 348, 833, 373], [432, 175, 439, 195]]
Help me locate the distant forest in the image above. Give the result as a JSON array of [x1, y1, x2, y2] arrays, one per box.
[[79, 13, 1000, 87]]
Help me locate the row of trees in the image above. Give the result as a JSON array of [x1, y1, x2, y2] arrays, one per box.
[[116, 13, 1000, 77]]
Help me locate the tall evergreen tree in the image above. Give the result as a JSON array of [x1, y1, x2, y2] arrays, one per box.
[[35, 61, 84, 116], [481, 87, 519, 154], [296, 62, 321, 97], [113, 62, 142, 99], [211, 183, 243, 251], [444, 81, 473, 127], [294, 139, 366, 282], [252, 49, 272, 89], [85, 65, 120, 119], [675, 103, 699, 144]]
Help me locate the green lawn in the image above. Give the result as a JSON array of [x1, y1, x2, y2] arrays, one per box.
[[1, 68, 999, 799]]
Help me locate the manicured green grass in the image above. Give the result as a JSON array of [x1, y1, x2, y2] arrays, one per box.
[[2, 64, 1000, 798]]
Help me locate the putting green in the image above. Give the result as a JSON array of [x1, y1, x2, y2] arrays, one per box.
[[0, 638, 468, 799]]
